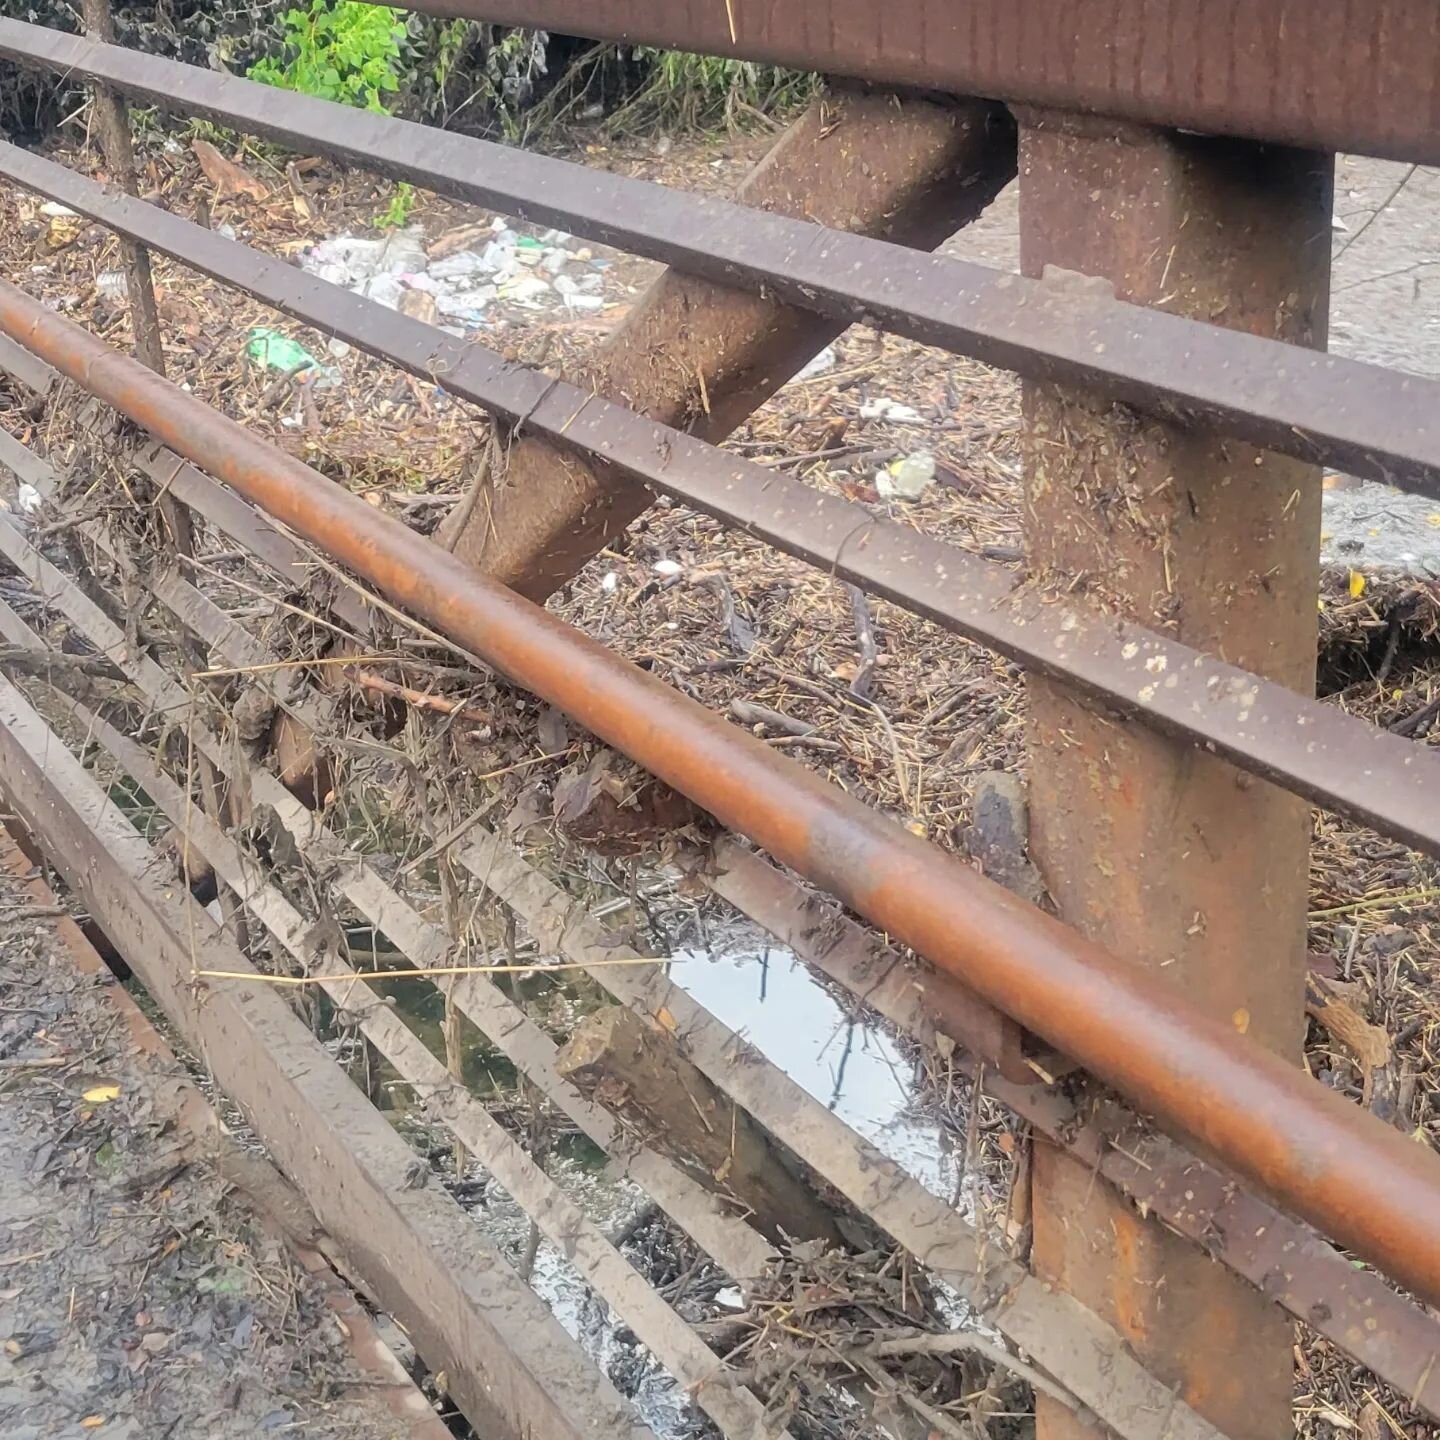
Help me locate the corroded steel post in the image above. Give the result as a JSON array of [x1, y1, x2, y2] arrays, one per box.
[[438, 88, 1015, 598], [1018, 114, 1333, 1439]]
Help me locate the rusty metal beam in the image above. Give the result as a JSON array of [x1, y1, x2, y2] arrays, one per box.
[[0, 672, 658, 1440], [1020, 116, 1330, 1438], [2, 30, 1440, 499], [701, 839, 1440, 1422], [434, 89, 1015, 597], [388, 0, 1440, 167], [4, 152, 1440, 872], [3, 287, 1439, 1311]]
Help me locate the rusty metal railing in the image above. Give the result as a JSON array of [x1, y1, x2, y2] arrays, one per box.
[[1, 8, 1438, 1440]]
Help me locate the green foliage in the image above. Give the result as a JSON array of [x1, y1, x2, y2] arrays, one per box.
[[374, 181, 416, 230], [247, 0, 406, 112]]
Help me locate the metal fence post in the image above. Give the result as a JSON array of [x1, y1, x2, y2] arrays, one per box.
[[1017, 112, 1333, 1438], [79, 0, 165, 379]]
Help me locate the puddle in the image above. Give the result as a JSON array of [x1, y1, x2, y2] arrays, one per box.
[[669, 936, 963, 1207]]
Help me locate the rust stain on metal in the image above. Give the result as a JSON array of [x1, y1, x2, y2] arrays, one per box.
[[1018, 112, 1332, 1438], [1, 31, 1440, 500], [381, 0, 1440, 167], [2, 146, 1439, 867], [3, 286, 1440, 1313]]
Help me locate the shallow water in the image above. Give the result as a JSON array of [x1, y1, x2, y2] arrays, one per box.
[[669, 940, 962, 1206]]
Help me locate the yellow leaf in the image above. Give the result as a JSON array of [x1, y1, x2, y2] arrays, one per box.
[[81, 1417, 106, 1429], [1317, 597, 1326, 612], [82, 1084, 121, 1105], [1348, 571, 1366, 599], [1428, 513, 1440, 528], [654, 1007, 677, 1033]]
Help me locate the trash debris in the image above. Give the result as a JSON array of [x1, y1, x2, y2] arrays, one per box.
[[245, 328, 322, 376], [875, 451, 936, 501], [652, 559, 684, 578], [795, 346, 837, 380], [16, 483, 44, 516], [859, 397, 924, 424], [96, 271, 127, 302], [300, 220, 610, 328]]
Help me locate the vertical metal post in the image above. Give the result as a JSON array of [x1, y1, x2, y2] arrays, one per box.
[[1018, 113, 1332, 1439], [79, 0, 165, 379]]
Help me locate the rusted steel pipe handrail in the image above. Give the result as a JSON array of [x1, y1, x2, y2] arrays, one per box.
[[3, 142, 1439, 869], [4, 279, 1439, 1308], [3, 21, 1440, 499]]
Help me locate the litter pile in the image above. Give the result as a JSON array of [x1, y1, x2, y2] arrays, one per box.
[[300, 218, 611, 335]]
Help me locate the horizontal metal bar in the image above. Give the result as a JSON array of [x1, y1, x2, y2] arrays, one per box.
[[703, 837, 1440, 1420], [0, 330, 56, 395], [395, 0, 1440, 167], [2, 27, 1440, 498], [3, 284, 1438, 1312], [0, 503, 1222, 1440], [5, 150, 1440, 874], [0, 670, 656, 1440]]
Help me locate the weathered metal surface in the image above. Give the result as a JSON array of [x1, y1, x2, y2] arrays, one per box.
[[31, 696, 779, 1440], [437, 89, 1015, 597], [3, 290, 1440, 1312], [1020, 114, 1330, 1439], [2, 35, 1440, 498], [0, 434, 779, 1289], [5, 153, 1440, 872], [0, 672, 658, 1440], [387, 0, 1440, 167], [705, 838, 1440, 1421], [0, 514, 1223, 1440]]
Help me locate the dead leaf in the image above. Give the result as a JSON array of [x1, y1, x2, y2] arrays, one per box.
[[1306, 976, 1392, 1106], [192, 140, 268, 202], [81, 1417, 106, 1429], [83, 1083, 121, 1104]]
